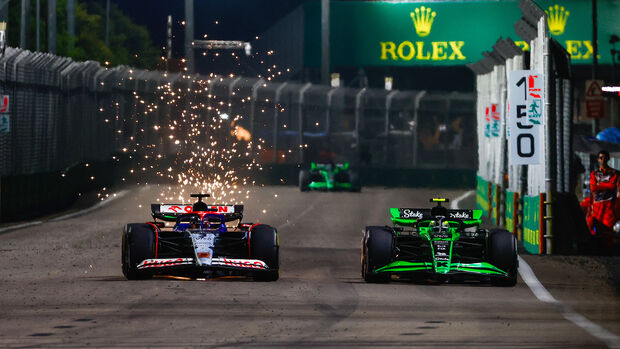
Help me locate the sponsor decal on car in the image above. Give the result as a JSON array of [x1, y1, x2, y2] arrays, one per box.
[[211, 257, 268, 269], [159, 204, 236, 214], [192, 233, 215, 266], [449, 211, 471, 219], [400, 209, 424, 219], [137, 258, 194, 269]]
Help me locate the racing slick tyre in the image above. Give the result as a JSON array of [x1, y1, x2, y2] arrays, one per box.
[[122, 223, 155, 280], [299, 170, 311, 191], [489, 229, 518, 287], [362, 226, 393, 283], [250, 224, 280, 281]]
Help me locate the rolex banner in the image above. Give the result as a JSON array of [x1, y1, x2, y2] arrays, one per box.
[[310, 0, 620, 67], [508, 70, 544, 165]]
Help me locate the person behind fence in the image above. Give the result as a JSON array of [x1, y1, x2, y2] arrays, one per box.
[[584, 150, 619, 242]]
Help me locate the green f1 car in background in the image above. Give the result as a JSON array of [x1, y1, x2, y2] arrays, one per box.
[[299, 162, 361, 192], [361, 198, 518, 286]]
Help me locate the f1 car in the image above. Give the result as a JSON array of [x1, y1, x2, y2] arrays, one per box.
[[122, 194, 279, 281], [361, 198, 517, 286], [299, 162, 361, 192]]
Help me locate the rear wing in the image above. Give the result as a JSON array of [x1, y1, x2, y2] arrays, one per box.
[[151, 204, 244, 222], [311, 162, 350, 171], [389, 208, 482, 226]]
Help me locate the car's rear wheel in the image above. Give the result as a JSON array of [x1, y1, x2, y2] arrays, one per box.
[[250, 224, 279, 281], [299, 170, 310, 191], [122, 223, 155, 280], [489, 229, 518, 286], [362, 226, 393, 283]]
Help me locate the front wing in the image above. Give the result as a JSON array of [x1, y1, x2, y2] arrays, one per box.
[[136, 257, 275, 273], [374, 260, 509, 277]]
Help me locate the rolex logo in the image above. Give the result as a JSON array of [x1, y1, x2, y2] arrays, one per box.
[[410, 6, 436, 37], [545, 4, 569, 36]]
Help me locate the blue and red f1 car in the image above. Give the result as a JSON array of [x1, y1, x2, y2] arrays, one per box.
[[122, 194, 279, 281]]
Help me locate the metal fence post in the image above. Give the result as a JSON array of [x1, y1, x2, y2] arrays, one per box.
[[412, 91, 426, 167], [384, 90, 398, 166], [563, 78, 572, 193], [298, 82, 312, 164], [273, 82, 288, 163], [544, 32, 553, 254], [555, 77, 563, 192]]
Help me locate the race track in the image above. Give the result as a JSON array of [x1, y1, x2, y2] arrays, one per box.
[[0, 185, 618, 348]]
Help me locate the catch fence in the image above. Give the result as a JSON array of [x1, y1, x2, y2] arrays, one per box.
[[0, 47, 477, 179]]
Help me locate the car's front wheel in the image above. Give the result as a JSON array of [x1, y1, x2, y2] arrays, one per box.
[[122, 223, 155, 280], [362, 226, 393, 283], [250, 224, 279, 281], [489, 229, 518, 287]]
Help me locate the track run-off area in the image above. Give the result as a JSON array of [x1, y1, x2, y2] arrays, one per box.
[[0, 185, 618, 348]]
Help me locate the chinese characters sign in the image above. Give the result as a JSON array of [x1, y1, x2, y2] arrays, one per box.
[[508, 71, 544, 165]]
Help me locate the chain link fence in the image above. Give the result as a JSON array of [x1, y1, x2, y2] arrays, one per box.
[[0, 46, 477, 179]]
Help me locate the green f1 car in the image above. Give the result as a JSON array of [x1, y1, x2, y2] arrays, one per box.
[[361, 198, 518, 286], [299, 162, 361, 192]]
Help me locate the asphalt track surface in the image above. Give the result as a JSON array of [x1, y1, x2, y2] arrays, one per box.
[[0, 185, 618, 348]]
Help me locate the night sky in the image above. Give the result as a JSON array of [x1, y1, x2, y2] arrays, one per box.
[[113, 0, 308, 57]]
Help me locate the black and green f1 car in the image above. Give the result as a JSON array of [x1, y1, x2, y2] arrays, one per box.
[[361, 198, 518, 286], [299, 162, 361, 192]]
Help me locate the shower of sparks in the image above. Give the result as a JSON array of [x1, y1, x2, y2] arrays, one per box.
[[105, 75, 269, 204], [96, 34, 298, 205]]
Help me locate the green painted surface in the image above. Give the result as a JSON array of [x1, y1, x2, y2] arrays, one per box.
[[391, 217, 418, 226], [376, 261, 433, 272], [453, 262, 508, 276], [473, 210, 482, 220], [376, 261, 506, 275]]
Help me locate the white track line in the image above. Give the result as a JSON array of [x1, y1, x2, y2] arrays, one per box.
[[450, 189, 475, 209], [452, 191, 620, 348], [518, 256, 620, 349], [50, 190, 129, 221], [0, 190, 129, 234], [0, 221, 43, 234]]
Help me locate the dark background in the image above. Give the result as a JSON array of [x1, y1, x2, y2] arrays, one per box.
[[114, 0, 307, 58]]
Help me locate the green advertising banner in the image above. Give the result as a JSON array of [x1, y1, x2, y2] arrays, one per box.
[[505, 191, 515, 233], [476, 176, 489, 217], [523, 194, 542, 254], [323, 0, 620, 67]]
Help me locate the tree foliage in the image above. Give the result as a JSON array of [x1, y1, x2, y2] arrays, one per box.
[[8, 0, 162, 70]]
